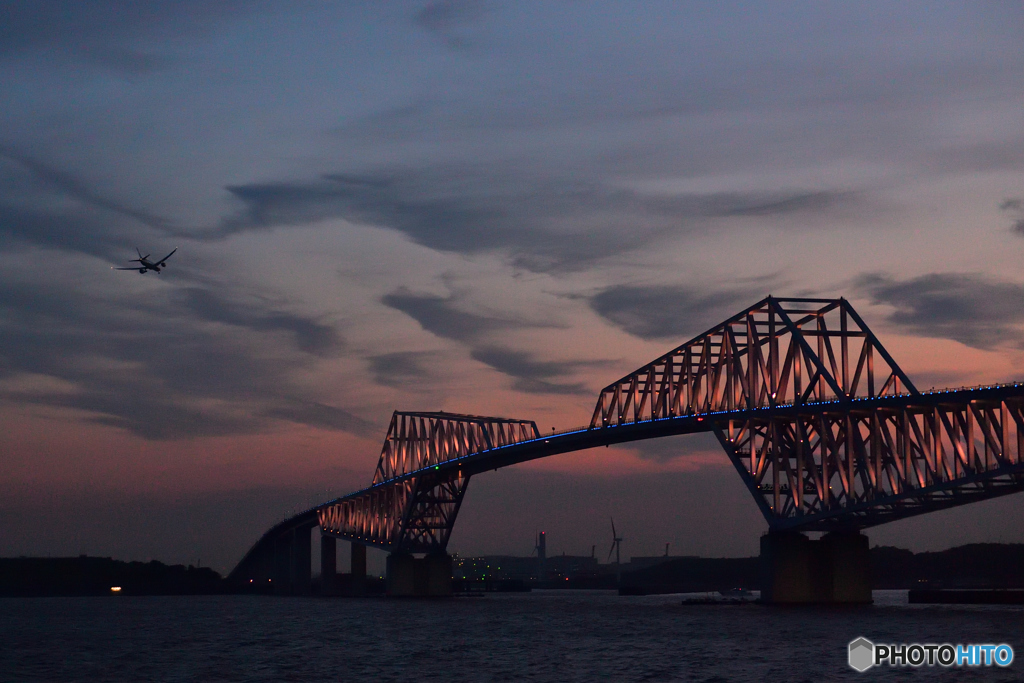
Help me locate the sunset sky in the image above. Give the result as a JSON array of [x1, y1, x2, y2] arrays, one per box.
[[2, 1, 1024, 573]]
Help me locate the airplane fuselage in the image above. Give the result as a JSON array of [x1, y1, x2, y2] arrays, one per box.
[[113, 247, 176, 274]]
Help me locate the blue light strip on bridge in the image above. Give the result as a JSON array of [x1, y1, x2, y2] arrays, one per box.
[[318, 381, 1024, 510]]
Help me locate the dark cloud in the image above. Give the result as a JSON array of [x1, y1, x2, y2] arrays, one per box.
[[722, 191, 857, 217], [470, 348, 589, 395], [1001, 198, 1024, 236], [414, 0, 488, 51], [0, 148, 175, 264], [0, 144, 362, 439], [0, 278, 356, 440], [381, 289, 597, 394], [0, 1, 258, 73], [0, 146, 170, 231], [367, 351, 433, 388], [0, 200, 144, 261], [220, 169, 855, 273], [856, 272, 1024, 350], [589, 285, 755, 341], [263, 400, 375, 436], [381, 288, 517, 343], [180, 288, 339, 356]]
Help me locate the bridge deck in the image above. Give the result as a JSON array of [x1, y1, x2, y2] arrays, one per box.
[[317, 382, 1024, 550], [332, 383, 1024, 501]]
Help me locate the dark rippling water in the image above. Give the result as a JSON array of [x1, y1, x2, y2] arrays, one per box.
[[2, 591, 1022, 682]]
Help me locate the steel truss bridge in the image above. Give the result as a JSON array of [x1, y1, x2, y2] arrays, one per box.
[[231, 297, 1024, 583]]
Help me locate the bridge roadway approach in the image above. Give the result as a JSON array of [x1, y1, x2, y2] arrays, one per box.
[[230, 297, 1024, 603]]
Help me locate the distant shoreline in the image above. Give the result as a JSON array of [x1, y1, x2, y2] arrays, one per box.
[[4, 543, 1024, 597], [0, 556, 226, 597]]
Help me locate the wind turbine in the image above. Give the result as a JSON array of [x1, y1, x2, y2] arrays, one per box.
[[608, 518, 624, 583]]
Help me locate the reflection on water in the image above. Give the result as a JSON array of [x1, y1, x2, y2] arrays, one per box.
[[1, 590, 1021, 681]]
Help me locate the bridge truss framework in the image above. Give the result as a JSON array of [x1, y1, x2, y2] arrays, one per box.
[[234, 296, 1024, 583], [319, 412, 539, 553]]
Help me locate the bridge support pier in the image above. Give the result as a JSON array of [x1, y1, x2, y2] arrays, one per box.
[[386, 553, 416, 596], [273, 531, 293, 594], [760, 531, 870, 604], [292, 527, 312, 595], [351, 542, 366, 578], [386, 552, 452, 597], [421, 553, 453, 596], [271, 525, 314, 595], [320, 535, 336, 595], [342, 541, 367, 596]]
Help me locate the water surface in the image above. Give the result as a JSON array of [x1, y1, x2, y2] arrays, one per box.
[[2, 590, 1022, 681]]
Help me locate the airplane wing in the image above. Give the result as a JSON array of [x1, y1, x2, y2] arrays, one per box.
[[111, 266, 142, 270], [156, 248, 177, 264]]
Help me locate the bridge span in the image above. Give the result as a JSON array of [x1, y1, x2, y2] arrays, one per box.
[[230, 297, 1024, 603]]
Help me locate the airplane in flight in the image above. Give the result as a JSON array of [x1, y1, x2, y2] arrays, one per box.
[[112, 247, 177, 274]]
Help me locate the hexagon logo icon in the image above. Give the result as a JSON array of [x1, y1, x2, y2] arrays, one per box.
[[848, 637, 875, 672]]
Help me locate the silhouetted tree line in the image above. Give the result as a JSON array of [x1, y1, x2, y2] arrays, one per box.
[[870, 544, 1024, 589], [0, 556, 224, 596], [618, 543, 1024, 595]]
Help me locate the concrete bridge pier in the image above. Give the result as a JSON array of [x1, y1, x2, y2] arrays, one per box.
[[386, 552, 452, 597], [292, 527, 312, 594], [351, 542, 367, 577], [270, 525, 314, 595], [273, 531, 293, 594], [760, 531, 871, 604], [320, 537, 370, 596], [347, 541, 367, 596], [386, 553, 416, 596], [320, 535, 336, 595]]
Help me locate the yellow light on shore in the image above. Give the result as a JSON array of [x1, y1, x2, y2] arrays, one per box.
[[110, 586, 122, 593]]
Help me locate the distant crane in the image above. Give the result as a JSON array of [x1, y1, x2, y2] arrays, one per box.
[[608, 518, 624, 583]]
